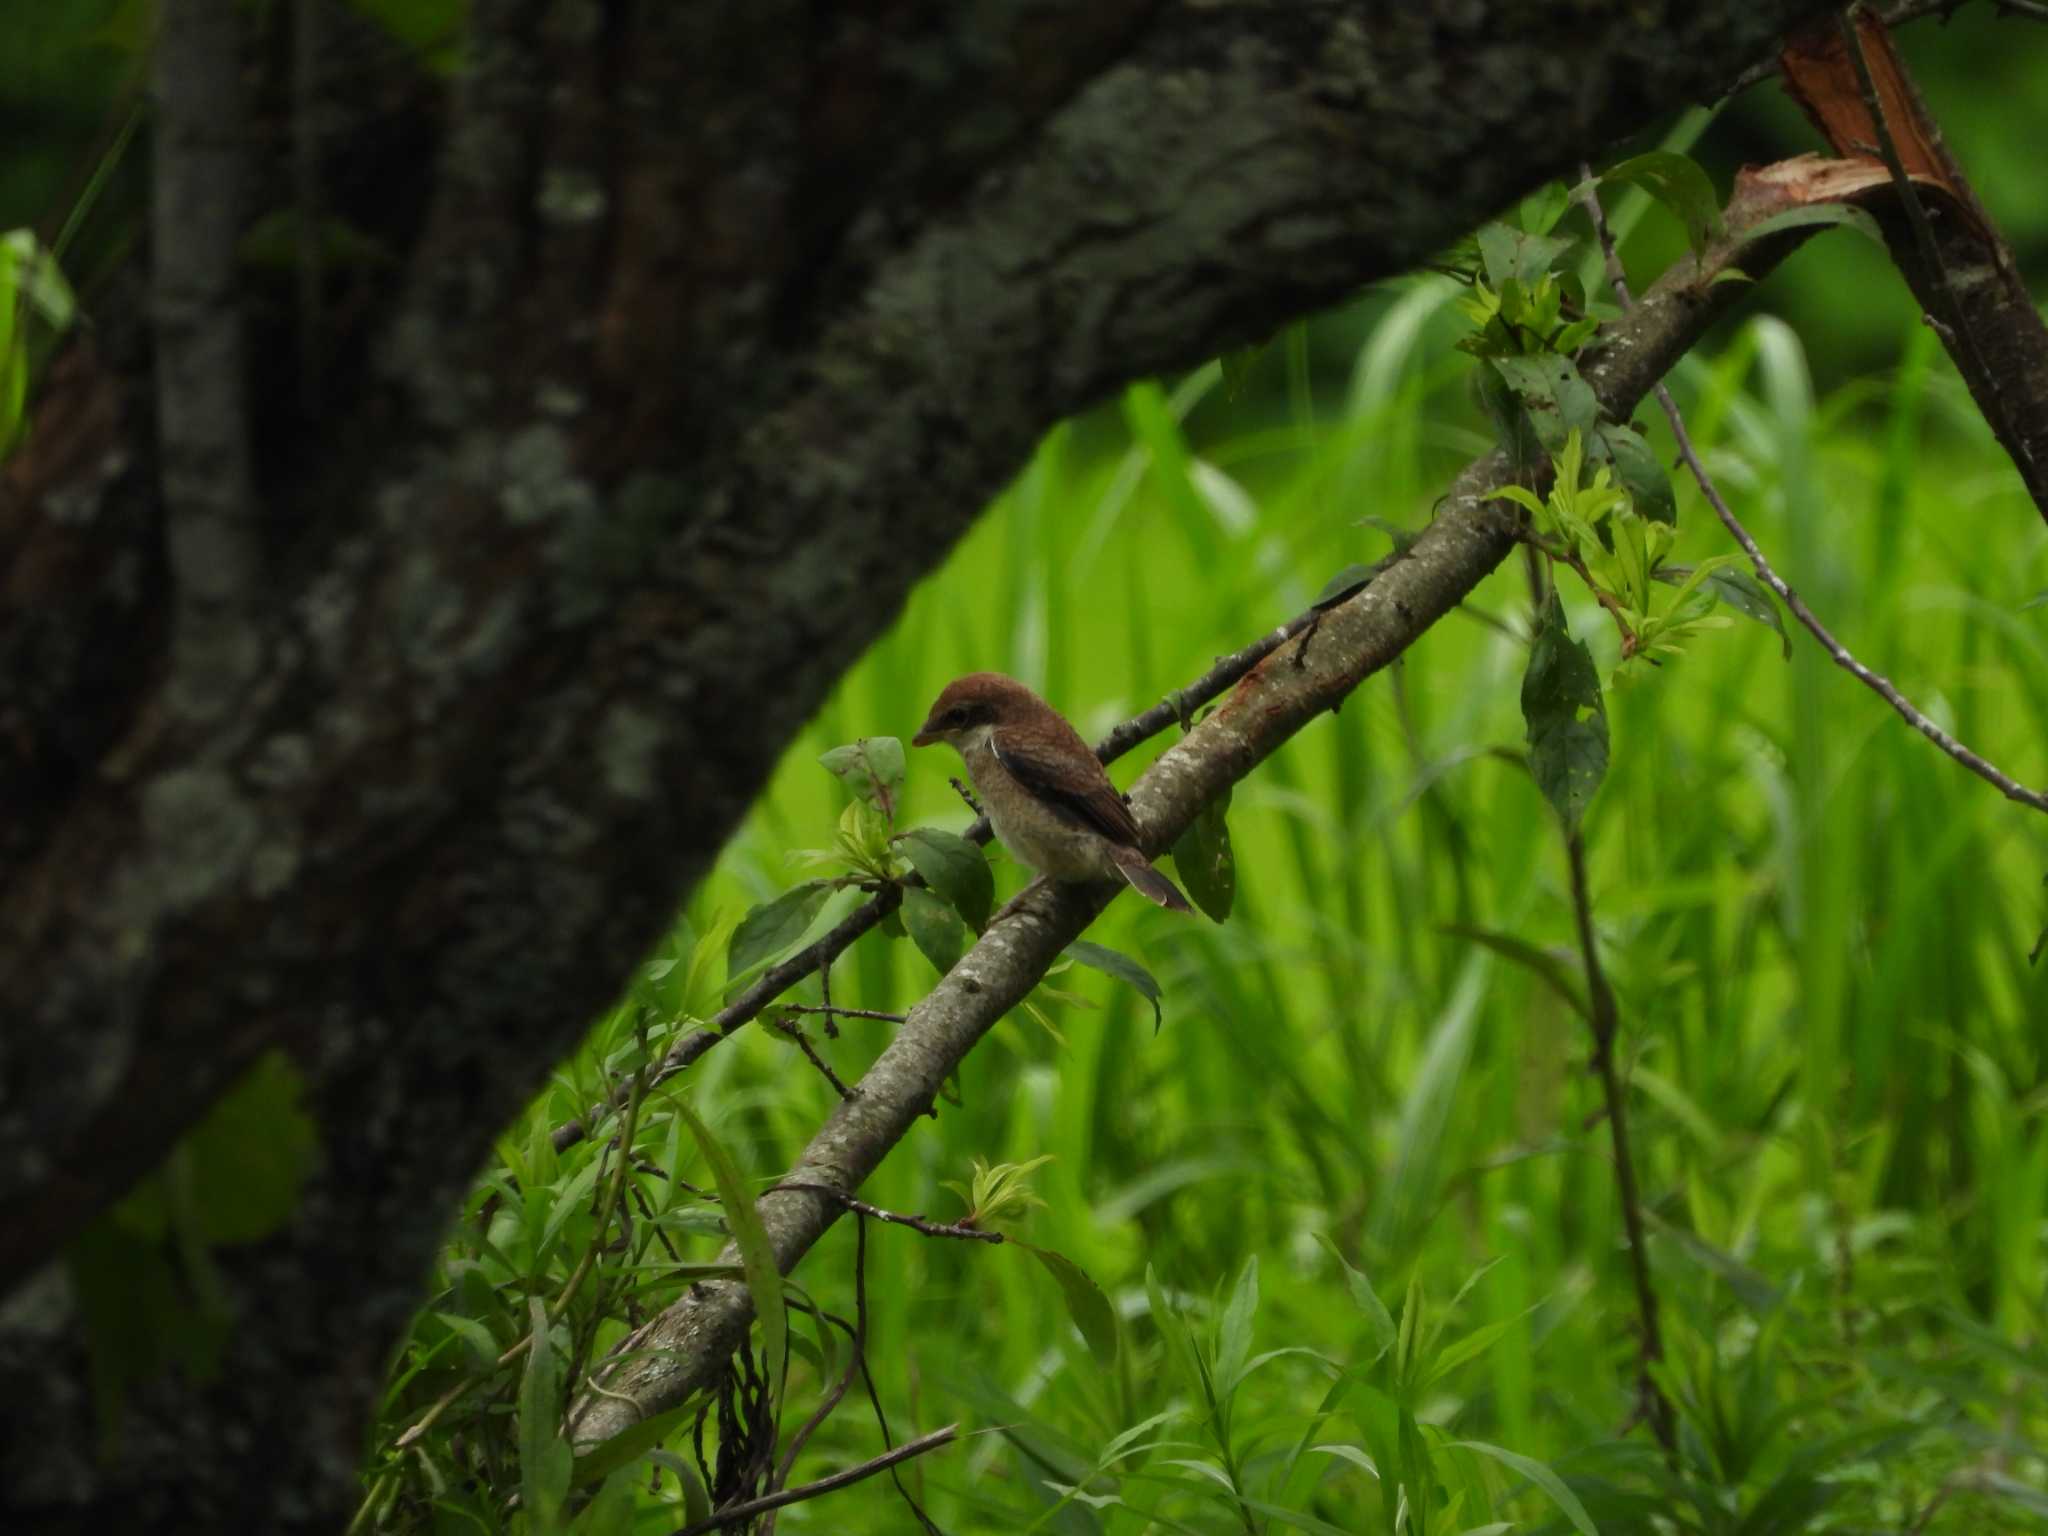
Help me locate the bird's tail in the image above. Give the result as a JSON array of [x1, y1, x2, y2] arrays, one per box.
[[1109, 843, 1194, 914]]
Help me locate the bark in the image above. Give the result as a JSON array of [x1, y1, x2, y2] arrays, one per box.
[[1780, 12, 2048, 526], [0, 1, 1835, 1528]]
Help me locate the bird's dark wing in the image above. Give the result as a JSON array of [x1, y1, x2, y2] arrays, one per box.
[[988, 726, 1144, 847]]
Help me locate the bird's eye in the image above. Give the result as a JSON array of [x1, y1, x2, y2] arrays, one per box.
[[945, 706, 967, 725]]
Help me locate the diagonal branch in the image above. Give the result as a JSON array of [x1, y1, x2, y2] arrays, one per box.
[[565, 171, 1835, 1449]]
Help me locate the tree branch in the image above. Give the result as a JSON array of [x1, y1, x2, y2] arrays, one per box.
[[565, 175, 1835, 1447]]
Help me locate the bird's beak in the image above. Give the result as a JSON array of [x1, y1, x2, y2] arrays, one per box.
[[911, 724, 940, 748]]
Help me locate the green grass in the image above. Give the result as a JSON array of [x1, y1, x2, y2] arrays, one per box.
[[367, 265, 2048, 1533]]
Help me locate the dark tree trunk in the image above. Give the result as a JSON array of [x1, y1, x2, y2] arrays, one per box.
[[0, 1, 1830, 1527]]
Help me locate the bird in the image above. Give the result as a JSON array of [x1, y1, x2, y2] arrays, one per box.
[[912, 672, 1193, 913]]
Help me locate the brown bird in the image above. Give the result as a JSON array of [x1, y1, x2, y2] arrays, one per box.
[[912, 672, 1192, 913]]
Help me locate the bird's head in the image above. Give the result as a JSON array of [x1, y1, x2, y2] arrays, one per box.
[[912, 672, 1035, 751]]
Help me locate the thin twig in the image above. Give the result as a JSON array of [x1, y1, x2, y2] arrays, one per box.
[[665, 1408, 951, 1529], [778, 1004, 908, 1025], [816, 949, 838, 1037], [764, 1181, 1005, 1244], [948, 776, 982, 818], [1576, 165, 2048, 816], [772, 1016, 856, 1101], [1565, 827, 1677, 1458]]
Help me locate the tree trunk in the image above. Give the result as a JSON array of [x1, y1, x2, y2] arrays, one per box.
[[0, 1, 1831, 1526]]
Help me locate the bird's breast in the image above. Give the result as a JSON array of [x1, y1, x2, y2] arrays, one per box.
[[961, 738, 1114, 882]]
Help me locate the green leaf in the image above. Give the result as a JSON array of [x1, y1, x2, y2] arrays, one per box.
[[433, 1310, 502, 1372], [1394, 1272, 1425, 1395], [1451, 1439, 1600, 1536], [1489, 354, 1601, 454], [1018, 1242, 1120, 1369], [1652, 562, 1791, 658], [181, 1050, 320, 1244], [1646, 1213, 1784, 1313], [1708, 566, 1791, 658], [1743, 201, 1886, 251], [727, 881, 832, 981], [569, 1469, 638, 1536], [1598, 423, 1676, 525], [901, 885, 968, 974], [1597, 150, 1723, 260], [1473, 361, 1546, 474], [2, 229, 76, 331], [1171, 789, 1236, 923], [519, 1298, 573, 1533], [1519, 181, 1572, 236], [570, 1400, 702, 1488], [648, 1451, 713, 1523], [1066, 940, 1164, 1032], [1215, 1255, 1260, 1399], [1476, 223, 1573, 290], [1220, 341, 1267, 399], [674, 1101, 787, 1403], [1423, 1310, 1537, 1389], [1313, 1235, 1397, 1362], [1437, 924, 1589, 1020], [896, 827, 994, 930], [818, 736, 907, 821], [1520, 593, 1608, 829], [1145, 1265, 1204, 1405]]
